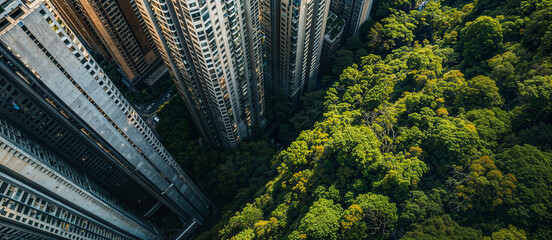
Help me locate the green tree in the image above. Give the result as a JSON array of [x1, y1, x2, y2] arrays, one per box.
[[366, 12, 415, 54], [487, 51, 519, 101], [294, 198, 343, 240], [455, 156, 517, 210], [399, 189, 446, 228], [518, 75, 552, 122], [343, 36, 363, 51], [402, 215, 482, 240], [266, 90, 291, 122], [424, 112, 482, 166], [495, 145, 552, 231], [373, 152, 428, 197], [254, 217, 280, 238], [229, 228, 255, 240], [465, 108, 511, 148], [332, 50, 354, 77], [328, 125, 382, 178], [460, 75, 503, 108], [220, 204, 263, 238], [334, 55, 395, 111], [516, 123, 552, 151], [484, 225, 527, 240], [522, 0, 552, 55], [460, 16, 503, 66], [277, 140, 311, 173], [354, 48, 369, 63], [374, 0, 419, 20], [424, 70, 467, 105], [340, 193, 398, 239], [290, 91, 326, 132]]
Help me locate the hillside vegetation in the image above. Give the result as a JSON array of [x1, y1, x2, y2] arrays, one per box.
[[200, 0, 552, 239]]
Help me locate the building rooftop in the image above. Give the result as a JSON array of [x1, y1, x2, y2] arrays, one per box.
[[324, 11, 345, 42]]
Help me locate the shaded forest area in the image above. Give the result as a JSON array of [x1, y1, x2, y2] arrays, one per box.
[[158, 0, 552, 239], [156, 97, 278, 229]]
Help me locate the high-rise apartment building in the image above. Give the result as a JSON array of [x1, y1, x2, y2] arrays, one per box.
[[0, 1, 209, 238], [47, 0, 164, 85], [319, 11, 344, 76], [331, 0, 373, 38], [261, 0, 330, 107], [134, 0, 266, 148]]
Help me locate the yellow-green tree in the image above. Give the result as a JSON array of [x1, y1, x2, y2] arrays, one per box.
[[291, 198, 343, 240], [456, 156, 517, 210], [484, 225, 527, 240], [340, 193, 398, 239]]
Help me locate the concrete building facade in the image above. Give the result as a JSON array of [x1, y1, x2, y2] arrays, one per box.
[[47, 0, 164, 85], [0, 1, 209, 238], [261, 0, 330, 107], [0, 118, 161, 239], [134, 0, 266, 148], [331, 0, 373, 38], [319, 11, 344, 76]]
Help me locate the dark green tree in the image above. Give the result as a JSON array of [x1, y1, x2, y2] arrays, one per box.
[[495, 145, 552, 233]]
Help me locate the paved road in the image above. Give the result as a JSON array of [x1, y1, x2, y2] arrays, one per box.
[[133, 87, 174, 115]]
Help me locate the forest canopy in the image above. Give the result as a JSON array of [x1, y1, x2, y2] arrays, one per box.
[[177, 0, 552, 239]]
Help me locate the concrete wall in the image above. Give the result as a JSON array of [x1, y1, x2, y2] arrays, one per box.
[[0, 138, 160, 239], [0, 1, 209, 222]]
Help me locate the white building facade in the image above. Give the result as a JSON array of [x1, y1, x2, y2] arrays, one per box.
[[135, 0, 266, 148], [261, 0, 330, 107]]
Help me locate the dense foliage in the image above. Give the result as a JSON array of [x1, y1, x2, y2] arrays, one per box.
[[156, 97, 278, 233], [206, 0, 552, 239]]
